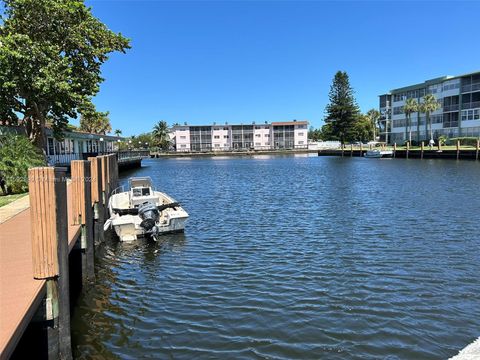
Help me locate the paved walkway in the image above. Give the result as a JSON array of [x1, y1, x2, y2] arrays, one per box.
[[0, 195, 30, 224]]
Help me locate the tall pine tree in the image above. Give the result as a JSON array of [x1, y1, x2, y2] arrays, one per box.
[[324, 71, 360, 144]]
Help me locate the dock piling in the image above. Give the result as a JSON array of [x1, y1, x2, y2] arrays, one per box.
[[71, 160, 95, 284], [421, 141, 424, 159], [88, 157, 104, 245], [406, 142, 410, 159], [28, 167, 72, 360], [100, 156, 109, 220], [476, 140, 479, 161], [456, 140, 460, 160]]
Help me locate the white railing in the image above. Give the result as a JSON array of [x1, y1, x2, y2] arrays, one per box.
[[47, 153, 82, 166]]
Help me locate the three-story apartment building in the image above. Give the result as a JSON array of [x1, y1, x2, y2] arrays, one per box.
[[171, 121, 308, 152], [379, 71, 480, 144]]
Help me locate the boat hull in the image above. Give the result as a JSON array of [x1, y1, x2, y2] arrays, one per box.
[[364, 150, 393, 158], [111, 214, 188, 241]]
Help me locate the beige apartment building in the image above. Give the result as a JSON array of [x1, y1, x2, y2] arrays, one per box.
[[171, 120, 308, 152]]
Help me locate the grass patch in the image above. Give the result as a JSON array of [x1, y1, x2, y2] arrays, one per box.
[[0, 193, 28, 207]]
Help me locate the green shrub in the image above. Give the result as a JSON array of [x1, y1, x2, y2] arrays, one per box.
[[446, 137, 479, 147], [0, 134, 46, 194], [438, 135, 447, 146]]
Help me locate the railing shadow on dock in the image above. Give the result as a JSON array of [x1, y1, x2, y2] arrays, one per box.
[[0, 154, 118, 360]]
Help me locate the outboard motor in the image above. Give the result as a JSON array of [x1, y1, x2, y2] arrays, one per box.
[[138, 203, 160, 238]]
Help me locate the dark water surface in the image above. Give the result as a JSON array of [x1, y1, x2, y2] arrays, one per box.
[[71, 155, 480, 359]]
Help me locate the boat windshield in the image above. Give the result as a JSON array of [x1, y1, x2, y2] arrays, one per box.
[[132, 187, 151, 197]]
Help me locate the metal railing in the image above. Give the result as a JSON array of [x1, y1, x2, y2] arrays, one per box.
[[461, 101, 480, 110], [443, 104, 459, 112], [46, 150, 150, 166], [461, 83, 480, 93], [47, 153, 83, 166]]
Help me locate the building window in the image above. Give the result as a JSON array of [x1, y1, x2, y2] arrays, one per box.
[[255, 134, 261, 137], [393, 106, 404, 115], [214, 135, 220, 139], [255, 142, 261, 146], [214, 144, 220, 147], [298, 132, 304, 136], [214, 127, 220, 131], [180, 144, 187, 148], [443, 112, 459, 128], [461, 109, 480, 121], [265, 134, 270, 137], [298, 141, 304, 144], [180, 136, 186, 139], [47, 138, 54, 155]]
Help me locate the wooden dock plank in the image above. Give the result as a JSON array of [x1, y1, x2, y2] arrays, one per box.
[[0, 184, 81, 359]]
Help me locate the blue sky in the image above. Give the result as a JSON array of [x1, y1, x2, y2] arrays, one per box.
[[83, 0, 479, 136]]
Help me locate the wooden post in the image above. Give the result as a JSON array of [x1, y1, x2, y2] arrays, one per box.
[[406, 141, 410, 159], [88, 157, 104, 245], [350, 144, 353, 157], [476, 139, 479, 161], [393, 143, 397, 158], [456, 140, 460, 160], [359, 143, 363, 156], [100, 155, 109, 220], [341, 143, 344, 157], [71, 161, 94, 283], [109, 154, 118, 190], [28, 167, 72, 359], [421, 141, 424, 159]]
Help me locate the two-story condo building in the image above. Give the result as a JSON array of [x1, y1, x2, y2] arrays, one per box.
[[171, 121, 308, 152], [379, 71, 480, 144]]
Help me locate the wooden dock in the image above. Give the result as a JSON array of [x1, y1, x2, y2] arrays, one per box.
[[0, 154, 118, 359], [318, 140, 480, 161]]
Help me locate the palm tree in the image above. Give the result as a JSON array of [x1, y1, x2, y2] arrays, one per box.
[[403, 98, 418, 144], [366, 109, 381, 141], [152, 120, 170, 150], [114, 129, 122, 137], [419, 94, 441, 141]]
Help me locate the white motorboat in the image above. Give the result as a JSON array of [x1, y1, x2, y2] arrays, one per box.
[[364, 149, 393, 158], [106, 177, 189, 241]]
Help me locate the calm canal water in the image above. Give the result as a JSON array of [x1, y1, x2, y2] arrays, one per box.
[[71, 155, 480, 359]]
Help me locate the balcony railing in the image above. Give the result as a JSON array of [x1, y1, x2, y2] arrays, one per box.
[[443, 104, 459, 112], [461, 83, 480, 93], [461, 101, 480, 110]]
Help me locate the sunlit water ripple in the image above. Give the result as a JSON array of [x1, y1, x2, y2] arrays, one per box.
[[71, 155, 480, 359]]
